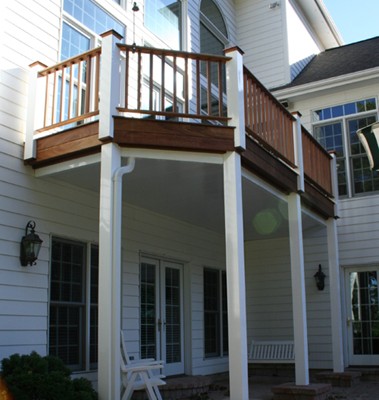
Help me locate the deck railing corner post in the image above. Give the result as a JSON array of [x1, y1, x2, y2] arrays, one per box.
[[24, 61, 47, 161], [224, 46, 246, 150], [99, 30, 123, 140], [292, 111, 304, 193], [329, 151, 340, 217]]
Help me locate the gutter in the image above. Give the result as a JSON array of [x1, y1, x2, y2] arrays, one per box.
[[272, 66, 379, 99]]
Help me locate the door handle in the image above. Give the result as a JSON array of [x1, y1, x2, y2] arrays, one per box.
[[157, 319, 166, 331]]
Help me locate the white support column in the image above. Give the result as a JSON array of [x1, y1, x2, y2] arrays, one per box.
[[288, 192, 309, 385], [224, 46, 246, 150], [327, 153, 344, 371], [327, 217, 345, 372], [223, 151, 249, 400], [24, 61, 47, 161], [98, 142, 122, 400], [99, 30, 123, 140]]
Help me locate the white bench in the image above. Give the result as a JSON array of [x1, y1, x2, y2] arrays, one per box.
[[248, 340, 294, 363]]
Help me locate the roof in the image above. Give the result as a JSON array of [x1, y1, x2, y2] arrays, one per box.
[[277, 36, 379, 89]]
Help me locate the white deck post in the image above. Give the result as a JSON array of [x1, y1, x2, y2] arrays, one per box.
[[24, 61, 47, 161], [292, 112, 304, 193], [223, 151, 249, 400], [224, 46, 246, 150], [327, 217, 344, 372], [327, 153, 344, 371], [99, 30, 123, 140], [288, 192, 309, 385], [98, 143, 122, 400]]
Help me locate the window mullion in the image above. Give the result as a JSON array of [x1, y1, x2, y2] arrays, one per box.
[[342, 118, 353, 198], [85, 243, 92, 371]]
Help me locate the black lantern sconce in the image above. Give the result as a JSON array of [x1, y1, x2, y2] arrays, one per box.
[[314, 264, 326, 291], [20, 220, 43, 266]]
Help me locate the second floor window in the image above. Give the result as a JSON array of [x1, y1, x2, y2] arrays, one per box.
[[62, 0, 125, 60], [313, 98, 379, 197], [144, 0, 182, 50]]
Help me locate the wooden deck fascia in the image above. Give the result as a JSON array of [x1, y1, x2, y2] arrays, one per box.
[[241, 136, 298, 194], [26, 118, 335, 219], [113, 117, 235, 152]]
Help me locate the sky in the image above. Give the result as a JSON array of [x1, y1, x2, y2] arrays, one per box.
[[322, 0, 379, 44]]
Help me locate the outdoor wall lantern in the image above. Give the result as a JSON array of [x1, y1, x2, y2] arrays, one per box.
[[314, 264, 326, 291], [20, 220, 43, 266]]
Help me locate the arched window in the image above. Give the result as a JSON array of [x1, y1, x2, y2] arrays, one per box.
[[200, 0, 228, 55], [199, 0, 228, 115]]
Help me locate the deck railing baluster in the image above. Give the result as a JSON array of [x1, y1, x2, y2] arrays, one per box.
[[32, 42, 333, 198]]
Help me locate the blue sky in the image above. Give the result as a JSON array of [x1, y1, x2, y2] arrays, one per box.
[[323, 0, 379, 44]]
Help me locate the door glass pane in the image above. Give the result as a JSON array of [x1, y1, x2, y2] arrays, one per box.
[[204, 268, 220, 357], [350, 271, 379, 355], [140, 262, 157, 359], [165, 267, 181, 363]]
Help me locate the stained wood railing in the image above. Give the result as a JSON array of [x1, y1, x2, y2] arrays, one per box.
[[302, 126, 333, 196], [37, 47, 101, 132], [29, 41, 333, 199], [243, 67, 296, 167], [117, 44, 230, 122]]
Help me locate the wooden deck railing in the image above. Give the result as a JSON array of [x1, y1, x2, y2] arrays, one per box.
[[37, 47, 101, 132], [243, 67, 296, 167], [117, 44, 230, 122], [29, 41, 333, 199], [302, 126, 333, 196]]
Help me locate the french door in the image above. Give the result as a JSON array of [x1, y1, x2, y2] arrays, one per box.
[[346, 267, 379, 365], [140, 257, 184, 375]]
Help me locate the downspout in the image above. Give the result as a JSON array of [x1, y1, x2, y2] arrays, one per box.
[[112, 157, 136, 260], [111, 156, 135, 399]]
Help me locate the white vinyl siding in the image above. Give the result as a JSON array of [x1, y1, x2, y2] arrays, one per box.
[[245, 231, 333, 370], [236, 0, 290, 88], [338, 196, 379, 266], [0, 0, 60, 363]]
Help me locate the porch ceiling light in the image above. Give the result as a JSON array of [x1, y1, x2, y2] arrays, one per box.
[[131, 2, 139, 50], [314, 264, 326, 291], [20, 220, 43, 267]]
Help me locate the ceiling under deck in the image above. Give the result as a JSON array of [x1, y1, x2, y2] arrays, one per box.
[[41, 156, 325, 241]]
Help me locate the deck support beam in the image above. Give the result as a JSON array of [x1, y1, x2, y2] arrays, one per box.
[[288, 192, 309, 386], [223, 151, 249, 400]]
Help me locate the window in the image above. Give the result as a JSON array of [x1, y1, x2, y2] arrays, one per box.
[[203, 268, 228, 358], [200, 0, 228, 55], [58, 0, 125, 124], [313, 98, 379, 197], [49, 238, 98, 371], [145, 0, 182, 50], [199, 0, 228, 117], [63, 0, 125, 41]]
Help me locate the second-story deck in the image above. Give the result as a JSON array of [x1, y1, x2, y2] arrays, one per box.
[[24, 30, 336, 219]]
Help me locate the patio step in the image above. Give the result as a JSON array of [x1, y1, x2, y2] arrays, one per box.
[[131, 375, 214, 400]]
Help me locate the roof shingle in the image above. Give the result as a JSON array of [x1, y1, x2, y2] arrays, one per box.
[[279, 36, 379, 89]]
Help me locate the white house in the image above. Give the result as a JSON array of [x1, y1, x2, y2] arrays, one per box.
[[273, 35, 379, 368], [0, 1, 347, 399]]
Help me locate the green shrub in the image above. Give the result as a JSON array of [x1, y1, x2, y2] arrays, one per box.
[[1, 352, 97, 400]]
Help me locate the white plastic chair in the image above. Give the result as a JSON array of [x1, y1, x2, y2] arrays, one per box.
[[120, 331, 166, 400]]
